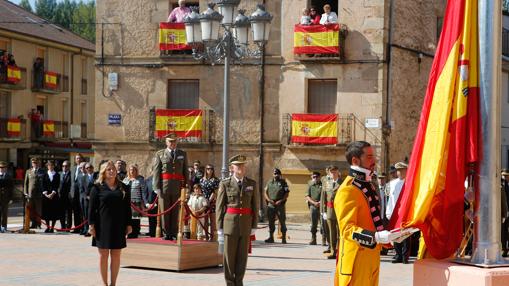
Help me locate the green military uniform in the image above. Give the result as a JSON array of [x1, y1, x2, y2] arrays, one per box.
[[320, 175, 331, 247], [152, 137, 188, 239], [265, 177, 289, 242], [321, 177, 342, 257], [306, 178, 322, 244], [216, 155, 258, 286], [0, 161, 14, 231], [24, 160, 45, 228]]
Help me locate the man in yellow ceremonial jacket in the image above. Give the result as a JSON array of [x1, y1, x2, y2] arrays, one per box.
[[334, 141, 398, 286]]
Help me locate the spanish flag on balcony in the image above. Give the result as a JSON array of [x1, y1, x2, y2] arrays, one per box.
[[7, 118, 21, 137], [159, 22, 191, 51], [294, 24, 340, 54], [291, 114, 337, 145], [7, 66, 21, 83], [43, 120, 55, 137], [389, 0, 479, 259], [44, 72, 58, 89], [154, 109, 203, 139]]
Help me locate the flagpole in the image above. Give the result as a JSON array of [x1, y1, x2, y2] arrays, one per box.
[[470, 0, 503, 265]]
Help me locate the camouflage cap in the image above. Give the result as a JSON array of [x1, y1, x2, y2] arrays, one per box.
[[229, 154, 247, 165], [165, 133, 178, 141], [502, 168, 509, 176], [394, 161, 408, 169], [30, 157, 40, 163], [0, 161, 7, 168]]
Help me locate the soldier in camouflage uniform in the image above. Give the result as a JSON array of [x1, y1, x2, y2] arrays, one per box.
[[264, 168, 290, 244], [305, 171, 322, 245], [216, 155, 259, 286], [320, 165, 342, 259], [152, 133, 189, 240]]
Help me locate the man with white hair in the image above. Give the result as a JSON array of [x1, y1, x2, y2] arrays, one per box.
[[167, 0, 191, 23]]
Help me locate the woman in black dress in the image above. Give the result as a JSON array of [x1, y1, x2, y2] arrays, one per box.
[[88, 161, 132, 286], [42, 160, 60, 233]]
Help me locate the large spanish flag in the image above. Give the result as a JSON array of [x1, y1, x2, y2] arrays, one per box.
[[44, 71, 58, 89], [155, 109, 203, 139], [7, 118, 21, 137], [390, 0, 479, 259], [159, 22, 191, 51], [43, 120, 55, 137], [291, 114, 337, 145], [7, 66, 21, 83], [294, 24, 340, 55]]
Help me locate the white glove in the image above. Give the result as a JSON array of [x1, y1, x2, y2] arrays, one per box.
[[145, 203, 150, 208], [374, 230, 398, 244], [322, 213, 327, 220], [250, 228, 256, 236], [154, 189, 161, 196], [217, 229, 224, 243]]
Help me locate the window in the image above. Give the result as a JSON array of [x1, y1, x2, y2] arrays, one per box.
[[0, 91, 10, 118], [81, 58, 88, 95], [61, 99, 69, 123], [62, 54, 69, 92], [310, 0, 338, 16], [307, 79, 337, 114], [80, 101, 87, 124], [36, 47, 46, 65], [167, 79, 199, 109]]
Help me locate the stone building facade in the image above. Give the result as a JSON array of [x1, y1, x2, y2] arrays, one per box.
[[95, 0, 444, 213]]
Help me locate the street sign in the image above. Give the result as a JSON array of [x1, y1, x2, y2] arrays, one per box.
[[364, 118, 380, 129], [108, 113, 121, 125]]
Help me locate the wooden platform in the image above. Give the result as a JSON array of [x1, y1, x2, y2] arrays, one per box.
[[122, 237, 223, 271]]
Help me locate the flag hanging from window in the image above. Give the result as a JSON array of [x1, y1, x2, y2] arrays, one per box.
[[389, 0, 479, 259], [291, 114, 338, 145], [154, 109, 203, 139], [294, 24, 340, 55], [7, 66, 21, 83], [159, 22, 191, 51], [44, 71, 58, 89], [43, 120, 55, 137], [7, 118, 21, 137]]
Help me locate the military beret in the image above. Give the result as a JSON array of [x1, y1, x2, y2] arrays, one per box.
[[229, 154, 247, 165], [0, 161, 7, 168], [165, 133, 178, 141], [502, 169, 509, 176], [273, 168, 281, 175], [395, 162, 408, 169]]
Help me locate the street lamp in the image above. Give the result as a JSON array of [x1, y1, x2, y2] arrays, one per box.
[[184, 2, 272, 179]]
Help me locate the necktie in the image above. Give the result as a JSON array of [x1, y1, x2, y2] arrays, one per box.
[[171, 150, 175, 159], [238, 180, 242, 190]]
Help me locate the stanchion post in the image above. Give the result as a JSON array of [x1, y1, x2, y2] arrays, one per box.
[[155, 198, 162, 238], [23, 200, 30, 233], [177, 187, 187, 246]]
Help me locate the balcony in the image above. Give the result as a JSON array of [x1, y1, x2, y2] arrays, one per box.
[[159, 22, 193, 59], [149, 107, 214, 144], [33, 120, 69, 141], [0, 118, 28, 141], [293, 24, 348, 62], [31, 71, 62, 94], [0, 66, 27, 90], [281, 113, 354, 146]]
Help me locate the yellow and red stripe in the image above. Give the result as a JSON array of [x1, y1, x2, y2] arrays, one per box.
[[159, 22, 191, 51], [7, 118, 21, 137], [44, 71, 58, 89], [155, 109, 203, 138], [390, 0, 479, 259], [294, 24, 340, 54], [7, 66, 21, 83], [291, 114, 337, 145], [43, 120, 55, 137]]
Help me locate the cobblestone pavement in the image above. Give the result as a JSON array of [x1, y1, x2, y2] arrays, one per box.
[[1, 217, 413, 286]]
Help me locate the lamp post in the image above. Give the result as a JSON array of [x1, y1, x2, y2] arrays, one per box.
[[184, 2, 272, 179]]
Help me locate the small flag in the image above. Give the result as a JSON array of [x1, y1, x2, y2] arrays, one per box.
[[44, 72, 58, 89], [155, 109, 203, 139], [43, 120, 55, 137], [291, 114, 338, 145], [7, 66, 21, 83], [159, 22, 191, 51], [7, 118, 21, 137], [294, 24, 340, 55]]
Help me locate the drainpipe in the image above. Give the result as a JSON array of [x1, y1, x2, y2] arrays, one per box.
[[384, 0, 396, 172], [258, 0, 267, 220]]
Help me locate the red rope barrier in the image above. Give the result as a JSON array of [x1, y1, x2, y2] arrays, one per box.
[[26, 205, 88, 231], [130, 199, 181, 217], [183, 204, 212, 237]]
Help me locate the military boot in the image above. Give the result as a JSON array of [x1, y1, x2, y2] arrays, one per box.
[[321, 235, 327, 246], [281, 233, 287, 244], [265, 233, 274, 243], [309, 234, 317, 245]]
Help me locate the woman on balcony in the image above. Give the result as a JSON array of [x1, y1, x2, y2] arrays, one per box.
[[42, 160, 61, 233], [319, 4, 338, 25], [310, 6, 321, 25]]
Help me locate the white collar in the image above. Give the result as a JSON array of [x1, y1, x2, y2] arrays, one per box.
[[351, 165, 373, 181], [233, 175, 243, 184]]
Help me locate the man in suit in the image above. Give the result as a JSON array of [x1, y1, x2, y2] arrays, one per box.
[[80, 162, 96, 236], [70, 154, 84, 233], [152, 133, 189, 240], [58, 160, 72, 230], [216, 155, 259, 286], [143, 176, 158, 237], [0, 161, 14, 232], [24, 157, 45, 228]]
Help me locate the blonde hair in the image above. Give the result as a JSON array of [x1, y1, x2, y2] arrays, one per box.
[[96, 160, 125, 198], [128, 163, 139, 179]]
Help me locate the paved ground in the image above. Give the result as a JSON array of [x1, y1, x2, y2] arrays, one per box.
[[1, 216, 413, 286]]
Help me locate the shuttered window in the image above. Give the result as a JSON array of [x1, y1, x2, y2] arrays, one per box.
[[167, 79, 199, 109], [307, 79, 337, 114]]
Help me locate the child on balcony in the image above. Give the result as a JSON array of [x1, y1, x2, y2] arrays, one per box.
[[300, 8, 312, 25], [187, 184, 208, 240]]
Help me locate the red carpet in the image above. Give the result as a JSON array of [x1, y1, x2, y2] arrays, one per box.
[[127, 237, 214, 245]]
